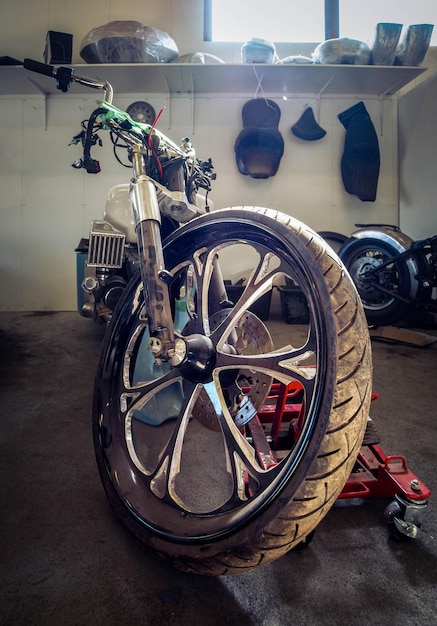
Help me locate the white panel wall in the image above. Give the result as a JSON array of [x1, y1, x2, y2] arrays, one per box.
[[0, 0, 435, 310], [398, 49, 437, 240]]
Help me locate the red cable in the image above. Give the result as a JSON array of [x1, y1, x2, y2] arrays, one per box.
[[148, 107, 165, 177]]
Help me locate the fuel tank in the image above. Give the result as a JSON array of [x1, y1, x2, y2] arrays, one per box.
[[104, 184, 136, 243], [104, 183, 213, 243]]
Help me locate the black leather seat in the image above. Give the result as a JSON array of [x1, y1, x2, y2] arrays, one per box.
[[235, 99, 284, 179]]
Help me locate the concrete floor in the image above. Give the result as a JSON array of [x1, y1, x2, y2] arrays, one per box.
[[0, 310, 436, 626]]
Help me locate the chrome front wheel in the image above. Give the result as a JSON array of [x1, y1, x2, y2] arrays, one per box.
[[94, 207, 372, 574]]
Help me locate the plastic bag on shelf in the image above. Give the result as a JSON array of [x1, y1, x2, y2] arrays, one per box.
[[80, 20, 179, 64], [241, 38, 276, 63], [172, 52, 225, 64], [312, 38, 371, 65]]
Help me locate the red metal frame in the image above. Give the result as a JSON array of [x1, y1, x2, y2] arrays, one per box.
[[339, 443, 431, 502], [255, 382, 431, 503]]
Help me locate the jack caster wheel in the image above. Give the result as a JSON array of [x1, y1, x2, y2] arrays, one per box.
[[384, 494, 428, 540]]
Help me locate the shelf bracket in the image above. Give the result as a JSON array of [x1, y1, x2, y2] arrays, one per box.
[[377, 81, 401, 137], [164, 76, 172, 129], [317, 74, 335, 99], [26, 77, 49, 130], [378, 79, 403, 99], [378, 96, 385, 137], [190, 73, 195, 135], [314, 75, 335, 122]]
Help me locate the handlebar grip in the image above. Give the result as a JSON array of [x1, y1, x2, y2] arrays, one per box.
[[23, 58, 56, 78]]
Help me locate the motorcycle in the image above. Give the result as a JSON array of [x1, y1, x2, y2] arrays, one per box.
[[338, 224, 437, 328], [23, 59, 372, 575]]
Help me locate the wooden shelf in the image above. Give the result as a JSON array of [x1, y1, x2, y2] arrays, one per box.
[[0, 62, 426, 98]]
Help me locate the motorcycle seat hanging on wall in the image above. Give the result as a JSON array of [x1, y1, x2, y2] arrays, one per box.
[[234, 99, 284, 179]]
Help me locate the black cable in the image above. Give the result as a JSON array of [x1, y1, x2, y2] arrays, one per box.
[[78, 107, 107, 173], [109, 130, 131, 168]]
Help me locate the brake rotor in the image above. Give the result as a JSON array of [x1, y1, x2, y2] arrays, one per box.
[[189, 309, 274, 431], [350, 255, 388, 302]]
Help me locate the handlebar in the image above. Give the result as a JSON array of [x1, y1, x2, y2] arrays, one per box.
[[22, 58, 215, 189], [23, 58, 56, 77], [23, 58, 113, 102]]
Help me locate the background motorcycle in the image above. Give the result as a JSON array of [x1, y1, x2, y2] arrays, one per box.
[[24, 59, 372, 575], [338, 224, 437, 327]]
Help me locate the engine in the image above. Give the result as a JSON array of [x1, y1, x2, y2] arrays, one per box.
[[77, 220, 133, 320]]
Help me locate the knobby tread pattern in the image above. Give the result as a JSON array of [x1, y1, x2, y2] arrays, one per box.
[[161, 209, 372, 575]]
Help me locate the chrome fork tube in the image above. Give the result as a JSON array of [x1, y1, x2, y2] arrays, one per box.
[[130, 148, 176, 362]]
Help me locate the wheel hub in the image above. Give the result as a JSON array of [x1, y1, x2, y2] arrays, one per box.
[[174, 333, 216, 382], [189, 309, 274, 431], [351, 256, 383, 299]]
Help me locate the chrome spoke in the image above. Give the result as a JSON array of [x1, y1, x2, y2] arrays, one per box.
[[202, 380, 274, 503], [116, 230, 323, 521]]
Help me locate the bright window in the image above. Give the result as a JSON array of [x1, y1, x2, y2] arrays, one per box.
[[206, 0, 437, 45], [340, 1, 437, 45], [207, 0, 325, 42]]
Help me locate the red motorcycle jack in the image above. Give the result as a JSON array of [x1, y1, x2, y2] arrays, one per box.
[[256, 385, 431, 539]]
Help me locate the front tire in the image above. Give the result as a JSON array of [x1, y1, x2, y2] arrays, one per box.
[[93, 207, 372, 575]]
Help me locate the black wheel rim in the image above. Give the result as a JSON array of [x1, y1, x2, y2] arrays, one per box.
[[96, 213, 335, 543]]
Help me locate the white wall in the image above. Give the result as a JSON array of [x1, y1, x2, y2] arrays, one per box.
[[398, 49, 437, 239], [0, 0, 436, 310]]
